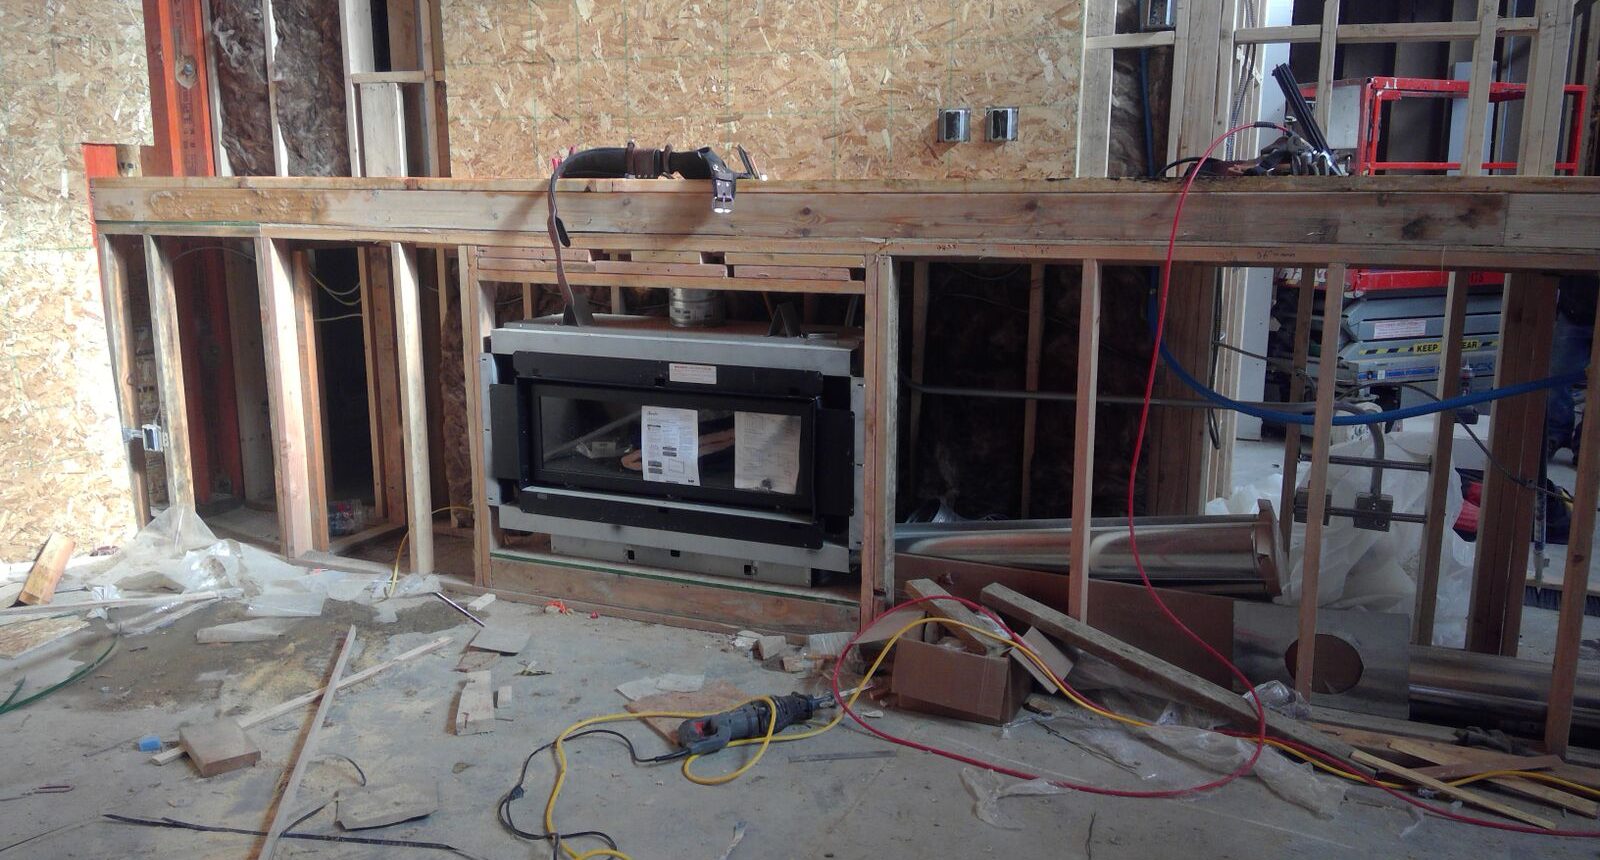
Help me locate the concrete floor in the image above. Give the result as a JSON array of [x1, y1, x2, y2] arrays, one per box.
[[3, 589, 1598, 859]]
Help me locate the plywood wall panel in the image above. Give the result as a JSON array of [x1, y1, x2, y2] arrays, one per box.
[[0, 2, 152, 560], [441, 0, 1084, 180]]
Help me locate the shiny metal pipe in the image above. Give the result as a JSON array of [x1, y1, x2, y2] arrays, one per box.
[[1409, 645, 1600, 733], [893, 500, 1284, 597]]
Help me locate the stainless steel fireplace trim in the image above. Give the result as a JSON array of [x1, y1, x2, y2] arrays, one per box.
[[479, 352, 503, 507], [490, 321, 857, 376], [498, 506, 852, 571]]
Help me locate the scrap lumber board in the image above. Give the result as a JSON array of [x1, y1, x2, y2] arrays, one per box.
[[259, 626, 359, 858], [153, 635, 450, 765], [905, 579, 1003, 655], [1353, 750, 1558, 829], [454, 670, 495, 735], [1388, 738, 1598, 817], [1414, 754, 1561, 781], [179, 718, 260, 777], [18, 534, 74, 605], [979, 584, 1360, 766]]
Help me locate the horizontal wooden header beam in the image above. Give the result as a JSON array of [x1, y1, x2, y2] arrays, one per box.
[[90, 177, 1600, 271], [1234, 17, 1538, 45]]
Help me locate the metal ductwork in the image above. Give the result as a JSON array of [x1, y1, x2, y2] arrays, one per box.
[[893, 501, 1284, 597]]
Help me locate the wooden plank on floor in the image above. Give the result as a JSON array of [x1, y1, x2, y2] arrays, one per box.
[[980, 584, 1360, 766], [1352, 750, 1557, 829]]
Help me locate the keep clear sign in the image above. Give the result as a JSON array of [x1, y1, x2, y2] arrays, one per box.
[[641, 405, 700, 486]]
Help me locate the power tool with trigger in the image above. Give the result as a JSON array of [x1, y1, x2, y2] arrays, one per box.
[[675, 692, 836, 756]]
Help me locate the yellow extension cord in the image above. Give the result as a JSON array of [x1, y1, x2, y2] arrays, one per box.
[[388, 505, 476, 595], [536, 616, 1600, 860]]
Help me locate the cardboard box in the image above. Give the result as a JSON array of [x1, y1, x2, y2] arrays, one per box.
[[891, 637, 1031, 725]]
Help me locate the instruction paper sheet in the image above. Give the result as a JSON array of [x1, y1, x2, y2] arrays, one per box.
[[734, 411, 801, 494], [641, 406, 700, 486]]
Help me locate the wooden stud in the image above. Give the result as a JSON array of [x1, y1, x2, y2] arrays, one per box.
[[1294, 264, 1344, 700], [861, 255, 899, 623], [143, 235, 196, 512], [259, 627, 359, 858], [1019, 264, 1045, 517], [289, 252, 331, 552], [1278, 268, 1316, 548], [418, 0, 445, 177], [906, 261, 929, 482], [357, 82, 408, 177], [1074, 0, 1115, 177], [337, 0, 375, 176], [461, 247, 496, 587], [1413, 273, 1469, 645], [1458, 0, 1501, 177], [358, 244, 403, 517], [1068, 261, 1101, 621], [97, 236, 150, 524], [1545, 283, 1600, 753], [255, 237, 316, 556], [391, 243, 433, 575], [1467, 274, 1558, 655], [1148, 265, 1214, 515], [1314, 1, 1342, 134], [1351, 751, 1557, 830], [1516, 0, 1577, 176]]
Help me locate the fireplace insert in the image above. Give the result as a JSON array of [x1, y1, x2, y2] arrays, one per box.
[[481, 316, 863, 586]]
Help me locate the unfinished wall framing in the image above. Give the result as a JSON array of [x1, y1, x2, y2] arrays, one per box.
[[89, 174, 1600, 750]]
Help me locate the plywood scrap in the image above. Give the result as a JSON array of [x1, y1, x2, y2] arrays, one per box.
[[18, 534, 74, 605], [1353, 750, 1557, 829], [0, 616, 89, 659], [755, 635, 789, 661], [626, 680, 747, 746], [178, 718, 260, 777], [455, 670, 495, 735], [337, 781, 439, 830]]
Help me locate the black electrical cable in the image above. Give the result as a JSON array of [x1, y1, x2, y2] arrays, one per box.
[[498, 728, 687, 859], [103, 813, 483, 857]]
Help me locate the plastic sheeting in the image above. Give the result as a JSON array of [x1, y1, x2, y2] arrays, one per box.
[[1210, 429, 1475, 647]]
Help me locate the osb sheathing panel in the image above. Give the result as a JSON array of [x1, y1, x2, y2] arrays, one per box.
[[440, 0, 1082, 179], [0, 1, 152, 560]]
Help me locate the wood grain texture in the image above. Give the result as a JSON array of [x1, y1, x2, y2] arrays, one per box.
[[980, 583, 1357, 765], [1352, 750, 1557, 829]]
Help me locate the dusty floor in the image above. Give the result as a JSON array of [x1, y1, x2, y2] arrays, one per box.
[[2, 589, 1598, 859]]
